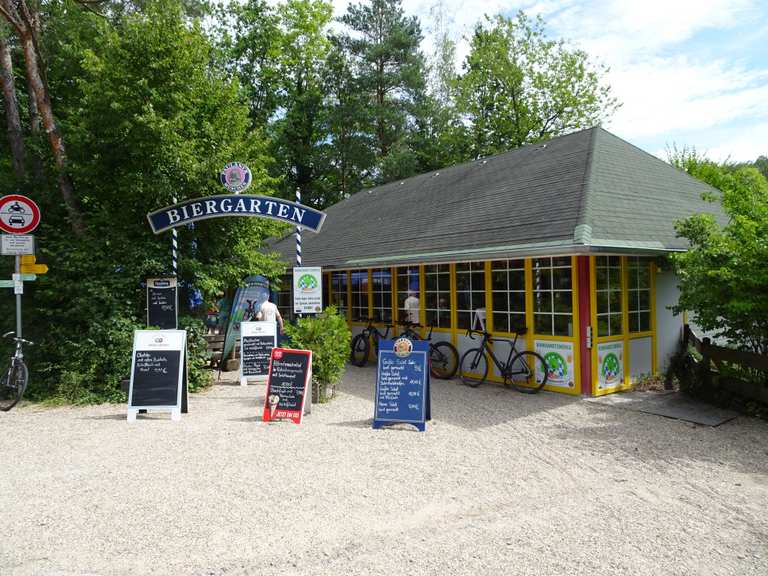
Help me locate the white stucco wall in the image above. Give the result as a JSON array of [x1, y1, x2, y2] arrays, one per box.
[[655, 269, 684, 373], [629, 337, 653, 379]]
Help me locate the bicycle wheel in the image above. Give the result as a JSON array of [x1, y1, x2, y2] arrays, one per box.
[[430, 341, 458, 379], [460, 348, 488, 387], [507, 351, 548, 393], [349, 334, 370, 367], [0, 360, 27, 412]]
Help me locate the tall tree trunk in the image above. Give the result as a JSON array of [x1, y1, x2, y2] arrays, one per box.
[[19, 29, 84, 234], [0, 34, 25, 180], [24, 68, 44, 183]]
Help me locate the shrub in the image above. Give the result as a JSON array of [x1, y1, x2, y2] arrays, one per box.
[[179, 316, 213, 392], [283, 305, 351, 401]]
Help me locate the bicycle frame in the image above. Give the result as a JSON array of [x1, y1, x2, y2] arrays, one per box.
[[470, 331, 527, 377]]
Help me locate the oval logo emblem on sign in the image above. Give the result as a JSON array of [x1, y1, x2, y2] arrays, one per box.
[[0, 194, 41, 234], [219, 162, 252, 193], [394, 337, 413, 358]]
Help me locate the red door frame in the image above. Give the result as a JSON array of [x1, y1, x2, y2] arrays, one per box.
[[577, 256, 592, 395]]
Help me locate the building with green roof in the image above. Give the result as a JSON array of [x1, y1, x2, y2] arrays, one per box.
[[271, 127, 719, 395]]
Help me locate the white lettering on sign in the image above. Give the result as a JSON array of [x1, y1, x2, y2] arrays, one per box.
[[277, 204, 289, 218], [205, 199, 218, 214], [264, 200, 276, 215], [292, 207, 305, 223], [235, 198, 247, 212], [250, 199, 261, 213], [220, 198, 232, 212], [168, 209, 181, 224], [191, 203, 203, 217]]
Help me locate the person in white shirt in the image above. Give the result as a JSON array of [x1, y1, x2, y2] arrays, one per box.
[[256, 294, 284, 333], [404, 291, 420, 324]]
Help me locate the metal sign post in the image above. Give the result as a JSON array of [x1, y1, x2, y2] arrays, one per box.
[[14, 255, 22, 341]]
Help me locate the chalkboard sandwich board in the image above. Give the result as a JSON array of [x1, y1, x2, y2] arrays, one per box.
[[240, 321, 277, 386], [373, 338, 430, 432], [147, 277, 178, 329], [262, 348, 312, 424], [128, 330, 187, 422]]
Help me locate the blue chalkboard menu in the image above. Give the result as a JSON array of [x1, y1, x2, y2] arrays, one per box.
[[373, 338, 430, 432]]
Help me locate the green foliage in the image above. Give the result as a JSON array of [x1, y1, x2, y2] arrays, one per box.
[[179, 316, 212, 392], [338, 0, 428, 182], [283, 305, 350, 401], [4, 0, 285, 404], [669, 150, 768, 355], [456, 12, 619, 158]]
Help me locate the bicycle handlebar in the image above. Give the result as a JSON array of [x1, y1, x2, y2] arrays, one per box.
[[3, 331, 33, 345]]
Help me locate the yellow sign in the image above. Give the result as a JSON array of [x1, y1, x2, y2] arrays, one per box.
[[20, 263, 47, 274], [20, 255, 47, 275]]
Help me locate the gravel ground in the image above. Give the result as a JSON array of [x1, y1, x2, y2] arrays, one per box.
[[1, 365, 767, 576]]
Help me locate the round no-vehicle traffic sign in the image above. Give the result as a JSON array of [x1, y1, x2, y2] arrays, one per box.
[[0, 194, 41, 234]]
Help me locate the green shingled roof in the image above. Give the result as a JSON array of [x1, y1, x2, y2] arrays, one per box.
[[271, 127, 721, 269]]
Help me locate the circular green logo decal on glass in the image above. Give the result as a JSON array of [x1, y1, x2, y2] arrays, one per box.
[[601, 352, 621, 384], [543, 352, 567, 384], [297, 274, 318, 292]]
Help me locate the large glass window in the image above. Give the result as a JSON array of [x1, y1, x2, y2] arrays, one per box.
[[371, 268, 392, 322], [533, 257, 573, 336], [491, 259, 526, 333], [397, 266, 420, 324], [350, 270, 369, 322], [275, 274, 293, 321], [627, 257, 651, 333], [455, 262, 486, 330], [424, 264, 451, 328], [595, 256, 623, 336], [330, 271, 348, 319]]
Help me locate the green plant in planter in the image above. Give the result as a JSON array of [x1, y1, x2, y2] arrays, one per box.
[[284, 306, 351, 402]]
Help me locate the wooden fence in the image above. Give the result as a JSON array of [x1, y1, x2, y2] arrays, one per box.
[[683, 324, 768, 403]]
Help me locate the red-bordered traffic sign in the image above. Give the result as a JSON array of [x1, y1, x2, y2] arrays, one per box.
[[0, 195, 41, 234]]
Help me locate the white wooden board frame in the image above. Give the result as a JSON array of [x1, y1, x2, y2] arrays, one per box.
[[127, 330, 187, 422], [240, 321, 277, 386]]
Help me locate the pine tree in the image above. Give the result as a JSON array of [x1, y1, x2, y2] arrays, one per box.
[[337, 0, 427, 182]]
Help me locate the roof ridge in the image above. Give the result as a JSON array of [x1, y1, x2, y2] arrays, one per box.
[[574, 126, 599, 245], [353, 127, 599, 199]]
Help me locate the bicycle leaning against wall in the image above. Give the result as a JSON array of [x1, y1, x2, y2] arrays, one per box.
[[459, 327, 548, 393], [350, 318, 393, 366], [397, 320, 459, 380], [0, 331, 32, 411]]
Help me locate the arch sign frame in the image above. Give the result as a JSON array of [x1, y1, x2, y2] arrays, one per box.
[[147, 194, 326, 234]]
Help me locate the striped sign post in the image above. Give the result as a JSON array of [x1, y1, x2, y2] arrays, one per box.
[[295, 188, 302, 267], [172, 195, 178, 276]]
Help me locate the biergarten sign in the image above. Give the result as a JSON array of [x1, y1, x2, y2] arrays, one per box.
[[147, 195, 326, 234]]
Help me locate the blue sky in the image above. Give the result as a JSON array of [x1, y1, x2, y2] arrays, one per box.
[[322, 0, 768, 162]]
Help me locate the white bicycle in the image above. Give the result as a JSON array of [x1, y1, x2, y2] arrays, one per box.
[[0, 331, 32, 411]]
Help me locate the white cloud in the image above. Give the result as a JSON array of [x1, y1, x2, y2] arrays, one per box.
[[264, 0, 768, 159]]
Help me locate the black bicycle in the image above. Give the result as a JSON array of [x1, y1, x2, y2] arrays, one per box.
[[459, 327, 548, 393], [0, 331, 32, 411], [397, 320, 459, 380], [350, 318, 393, 366]]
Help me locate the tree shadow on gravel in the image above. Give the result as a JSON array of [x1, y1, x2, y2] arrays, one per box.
[[544, 404, 768, 476], [79, 413, 126, 420], [339, 364, 579, 431], [329, 418, 374, 429]]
